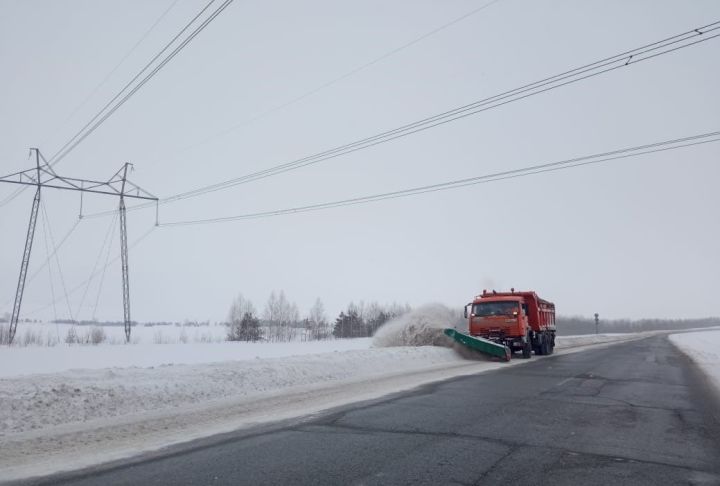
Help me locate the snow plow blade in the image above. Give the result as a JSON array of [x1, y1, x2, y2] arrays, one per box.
[[444, 328, 512, 362]]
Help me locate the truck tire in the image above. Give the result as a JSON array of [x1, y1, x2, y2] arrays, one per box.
[[535, 334, 545, 356], [522, 341, 532, 359], [547, 335, 554, 355], [542, 338, 549, 355]]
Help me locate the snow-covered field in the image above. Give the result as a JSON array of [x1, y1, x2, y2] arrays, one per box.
[[3, 321, 231, 347], [669, 330, 720, 395], [0, 338, 373, 377], [0, 327, 650, 481]]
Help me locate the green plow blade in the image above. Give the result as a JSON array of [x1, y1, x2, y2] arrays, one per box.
[[444, 328, 512, 362]]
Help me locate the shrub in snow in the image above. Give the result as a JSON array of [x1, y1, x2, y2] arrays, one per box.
[[0, 324, 10, 345], [373, 304, 454, 348], [21, 329, 42, 346], [89, 326, 106, 345], [179, 327, 189, 344], [153, 329, 167, 344], [65, 327, 80, 344], [227, 312, 263, 342]]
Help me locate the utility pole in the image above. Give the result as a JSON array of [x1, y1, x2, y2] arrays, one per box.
[[594, 313, 599, 335], [119, 163, 131, 343], [8, 150, 42, 345], [0, 150, 157, 344]]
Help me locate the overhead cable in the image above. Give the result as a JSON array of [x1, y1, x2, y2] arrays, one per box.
[[183, 0, 504, 150], [0, 219, 81, 313], [40, 201, 75, 323], [0, 0, 234, 209], [75, 211, 119, 320], [21, 225, 157, 318], [56, 0, 182, 134], [48, 0, 234, 167], [91, 20, 720, 218], [158, 130, 720, 226], [91, 213, 120, 321]]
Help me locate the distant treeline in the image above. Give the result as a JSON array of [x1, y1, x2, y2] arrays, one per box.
[[6, 312, 719, 338], [0, 316, 40, 324], [557, 316, 720, 335], [45, 319, 215, 327]]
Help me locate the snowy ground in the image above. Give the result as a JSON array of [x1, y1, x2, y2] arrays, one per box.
[[669, 330, 720, 396], [0, 331, 653, 481], [0, 338, 373, 377], [2, 321, 232, 347]]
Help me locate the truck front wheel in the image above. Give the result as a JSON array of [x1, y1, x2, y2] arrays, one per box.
[[522, 341, 532, 359]]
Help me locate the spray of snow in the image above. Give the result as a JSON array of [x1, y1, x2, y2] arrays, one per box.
[[372, 304, 455, 348], [370, 303, 492, 360]]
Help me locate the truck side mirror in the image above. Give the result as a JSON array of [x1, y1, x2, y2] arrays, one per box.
[[463, 306, 468, 319]]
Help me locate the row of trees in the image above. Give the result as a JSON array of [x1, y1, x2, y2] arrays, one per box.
[[0, 313, 39, 324], [331, 301, 411, 338], [226, 291, 411, 342]]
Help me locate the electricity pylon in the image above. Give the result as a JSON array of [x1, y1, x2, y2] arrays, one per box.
[[0, 149, 158, 344]]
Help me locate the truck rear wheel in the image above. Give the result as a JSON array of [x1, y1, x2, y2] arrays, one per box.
[[542, 338, 549, 355], [535, 334, 545, 356]]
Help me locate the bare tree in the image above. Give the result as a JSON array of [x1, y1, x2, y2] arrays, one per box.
[[228, 293, 256, 323], [227, 294, 261, 341], [263, 290, 300, 342], [306, 297, 330, 340]]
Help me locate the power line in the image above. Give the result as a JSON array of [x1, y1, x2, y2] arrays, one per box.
[[39, 207, 59, 325], [48, 0, 234, 167], [0, 0, 233, 209], [1, 152, 159, 342], [91, 213, 120, 321], [181, 0, 504, 151], [0, 219, 81, 313], [92, 20, 720, 218], [21, 226, 157, 319], [40, 201, 75, 323], [75, 211, 119, 320], [54, 0, 182, 135], [158, 130, 720, 226]]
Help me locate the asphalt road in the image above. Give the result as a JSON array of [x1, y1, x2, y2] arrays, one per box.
[[21, 336, 720, 485]]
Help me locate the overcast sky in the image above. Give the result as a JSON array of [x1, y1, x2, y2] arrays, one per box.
[[1, 0, 718, 324]]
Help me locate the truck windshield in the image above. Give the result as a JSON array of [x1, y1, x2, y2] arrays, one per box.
[[473, 302, 519, 317]]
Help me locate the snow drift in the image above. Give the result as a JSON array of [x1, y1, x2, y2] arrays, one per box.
[[669, 330, 720, 395]]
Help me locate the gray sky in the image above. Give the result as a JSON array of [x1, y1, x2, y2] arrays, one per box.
[[1, 0, 719, 324]]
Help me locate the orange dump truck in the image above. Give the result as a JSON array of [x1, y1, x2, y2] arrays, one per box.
[[464, 289, 556, 359]]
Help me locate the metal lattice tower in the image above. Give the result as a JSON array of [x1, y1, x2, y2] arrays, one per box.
[[118, 164, 132, 343], [8, 152, 43, 344], [0, 150, 157, 344]]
